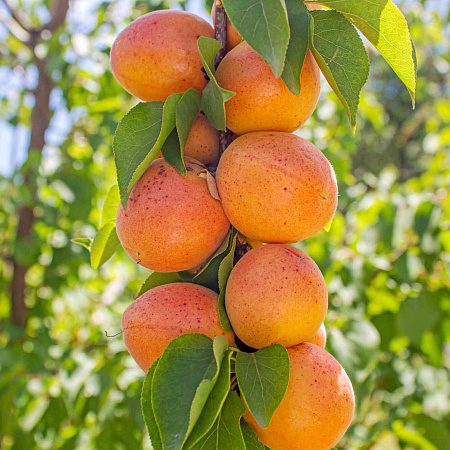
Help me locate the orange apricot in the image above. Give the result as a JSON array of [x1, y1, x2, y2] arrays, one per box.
[[116, 157, 230, 272], [225, 244, 328, 349], [122, 283, 235, 372], [216, 132, 338, 244], [244, 343, 355, 450], [156, 113, 219, 165], [305, 322, 327, 348], [215, 42, 320, 134], [306, 0, 322, 11], [212, 5, 243, 50], [110, 10, 214, 102]]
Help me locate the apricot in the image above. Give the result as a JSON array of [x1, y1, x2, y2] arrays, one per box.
[[244, 343, 355, 450], [306, 0, 322, 11], [216, 132, 338, 244], [225, 244, 328, 349], [156, 113, 219, 165], [122, 283, 235, 372], [110, 10, 214, 102], [215, 42, 320, 134], [116, 157, 230, 272], [212, 5, 243, 50], [305, 323, 327, 349]]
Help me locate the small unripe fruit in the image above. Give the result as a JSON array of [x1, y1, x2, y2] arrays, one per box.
[[244, 343, 355, 450], [110, 10, 214, 102], [216, 132, 338, 244], [122, 283, 235, 372], [116, 157, 230, 272], [215, 42, 320, 134], [225, 245, 328, 349]]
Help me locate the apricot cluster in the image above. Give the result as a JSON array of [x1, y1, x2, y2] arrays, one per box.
[[110, 5, 353, 450]]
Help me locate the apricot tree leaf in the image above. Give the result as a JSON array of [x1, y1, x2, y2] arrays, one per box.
[[197, 36, 235, 131], [113, 102, 164, 208], [176, 88, 202, 152], [71, 238, 92, 251], [189, 391, 246, 450], [100, 185, 120, 227], [152, 334, 229, 449], [318, 0, 416, 105], [161, 128, 185, 176], [141, 358, 162, 450], [222, 0, 290, 78], [137, 272, 183, 297], [236, 344, 290, 429], [309, 10, 369, 132], [241, 421, 270, 449], [90, 222, 120, 269], [281, 0, 309, 95], [183, 350, 233, 448]]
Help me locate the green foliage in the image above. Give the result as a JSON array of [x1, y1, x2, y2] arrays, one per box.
[[197, 37, 235, 131], [90, 222, 120, 269], [235, 345, 290, 428]]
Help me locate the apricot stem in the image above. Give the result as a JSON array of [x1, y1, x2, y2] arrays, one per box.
[[105, 330, 124, 338]]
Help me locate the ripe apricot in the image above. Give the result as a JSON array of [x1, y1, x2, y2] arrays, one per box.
[[156, 113, 219, 165], [306, 0, 322, 11], [122, 283, 235, 372], [244, 343, 355, 450], [216, 132, 338, 244], [225, 244, 328, 349], [212, 5, 243, 50], [110, 10, 214, 102], [215, 42, 320, 134], [305, 323, 327, 349], [116, 157, 230, 272]]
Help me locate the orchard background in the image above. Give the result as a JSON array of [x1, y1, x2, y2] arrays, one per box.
[[0, 0, 449, 448]]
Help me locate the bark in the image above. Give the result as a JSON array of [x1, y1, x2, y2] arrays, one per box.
[[9, 0, 69, 327]]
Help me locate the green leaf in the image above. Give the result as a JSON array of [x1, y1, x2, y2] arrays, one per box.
[[161, 128, 185, 176], [141, 359, 162, 450], [176, 88, 202, 152], [113, 102, 164, 208], [183, 350, 233, 448], [197, 37, 235, 131], [138, 272, 183, 297], [189, 391, 246, 450], [235, 344, 290, 429], [319, 0, 416, 105], [397, 294, 441, 346], [70, 238, 92, 251], [222, 0, 290, 78], [218, 229, 238, 332], [193, 228, 236, 293], [100, 185, 120, 227], [281, 0, 310, 95], [309, 10, 370, 132], [90, 222, 120, 269], [152, 334, 229, 449], [241, 421, 270, 449]]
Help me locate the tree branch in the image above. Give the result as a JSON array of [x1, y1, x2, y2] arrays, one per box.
[[0, 9, 31, 43], [43, 0, 70, 32], [0, 0, 33, 32]]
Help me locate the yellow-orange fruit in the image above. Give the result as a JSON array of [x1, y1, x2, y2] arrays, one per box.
[[116, 157, 230, 272], [122, 283, 235, 372], [244, 343, 355, 450], [215, 42, 320, 134], [156, 113, 219, 165], [216, 132, 338, 243], [305, 323, 327, 348], [110, 10, 214, 102], [212, 5, 243, 50], [225, 245, 328, 349], [306, 0, 322, 11]]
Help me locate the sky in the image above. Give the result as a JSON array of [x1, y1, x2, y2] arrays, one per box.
[[0, 0, 449, 178]]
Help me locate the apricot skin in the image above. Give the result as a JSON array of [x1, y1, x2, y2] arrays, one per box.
[[110, 10, 214, 102], [215, 42, 320, 134], [305, 323, 327, 349], [225, 245, 328, 349], [156, 113, 219, 166], [122, 283, 235, 372], [212, 5, 243, 50], [216, 132, 338, 244], [244, 343, 355, 450], [306, 0, 322, 11], [116, 157, 230, 272]]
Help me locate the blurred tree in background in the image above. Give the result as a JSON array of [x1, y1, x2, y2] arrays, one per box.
[[0, 0, 449, 449]]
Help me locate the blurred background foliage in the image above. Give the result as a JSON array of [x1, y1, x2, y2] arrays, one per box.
[[0, 0, 449, 449]]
